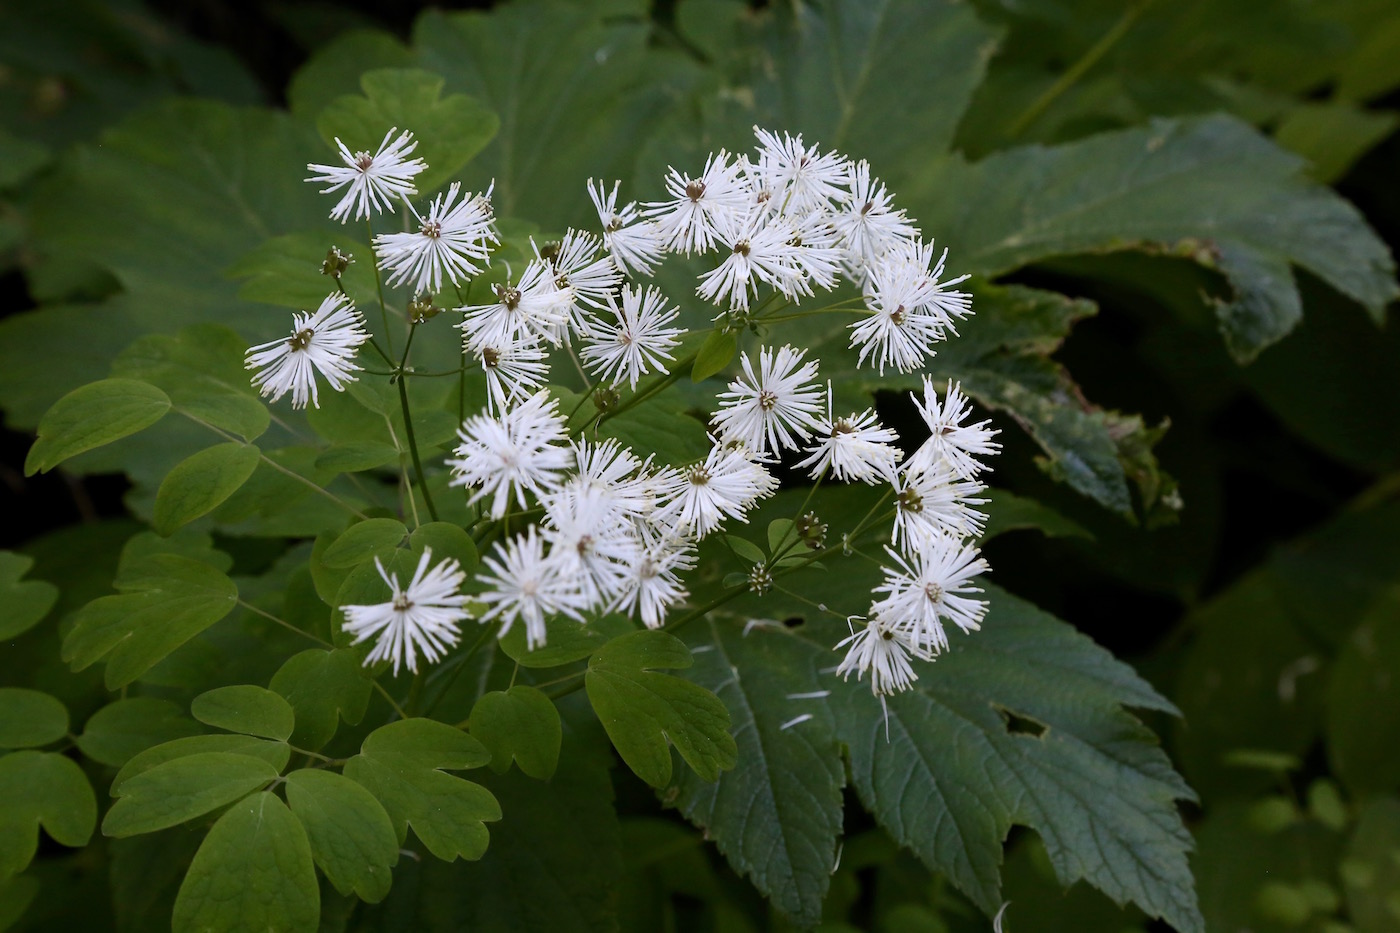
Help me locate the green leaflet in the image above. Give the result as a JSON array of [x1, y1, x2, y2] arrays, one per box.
[[1326, 592, 1400, 795], [669, 620, 846, 926], [24, 378, 170, 475], [0, 689, 68, 749], [62, 552, 238, 689], [470, 686, 562, 779], [284, 769, 399, 903], [316, 68, 499, 196], [152, 442, 262, 536], [111, 324, 270, 442], [585, 629, 738, 787], [269, 649, 372, 751], [354, 710, 623, 932], [343, 719, 502, 862], [172, 792, 319, 933], [190, 685, 296, 742], [319, 518, 409, 569], [113, 734, 291, 791], [692, 330, 737, 382], [0, 751, 97, 879], [75, 698, 204, 767], [0, 552, 59, 640], [102, 752, 280, 838]]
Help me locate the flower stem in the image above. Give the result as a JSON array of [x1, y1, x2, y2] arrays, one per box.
[[396, 368, 440, 523], [368, 217, 394, 356]]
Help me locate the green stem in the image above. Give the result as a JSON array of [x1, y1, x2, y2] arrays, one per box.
[[372, 681, 409, 721], [368, 217, 394, 356], [1006, 0, 1152, 138], [237, 600, 333, 649], [396, 369, 440, 523]]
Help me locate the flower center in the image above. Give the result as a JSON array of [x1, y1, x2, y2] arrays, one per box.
[[688, 465, 711, 486], [576, 534, 594, 557], [686, 180, 706, 201], [482, 347, 501, 368], [733, 239, 751, 257], [758, 389, 778, 411], [420, 220, 441, 238], [898, 487, 924, 514], [890, 305, 906, 325], [833, 419, 856, 435], [287, 328, 315, 351], [495, 284, 522, 311], [638, 558, 658, 580], [392, 594, 414, 612], [881, 628, 895, 641], [860, 200, 874, 216], [923, 582, 944, 603], [354, 151, 374, 171]]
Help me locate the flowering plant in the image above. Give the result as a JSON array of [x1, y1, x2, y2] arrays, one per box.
[[6, 2, 1398, 932]]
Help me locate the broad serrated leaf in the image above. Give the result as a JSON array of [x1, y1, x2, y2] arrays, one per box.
[[285, 769, 399, 903], [980, 489, 1093, 541], [288, 29, 413, 119], [788, 585, 1200, 932], [172, 792, 319, 933], [470, 686, 562, 779], [0, 552, 59, 640], [191, 685, 296, 742], [224, 231, 378, 312], [320, 518, 408, 569], [75, 698, 204, 767], [586, 629, 738, 787], [497, 615, 613, 669], [153, 443, 261, 536], [103, 752, 279, 838], [411, 3, 701, 225], [113, 735, 291, 792], [0, 689, 68, 749], [597, 386, 712, 466], [344, 719, 501, 861], [269, 649, 372, 751], [62, 553, 238, 689], [24, 378, 170, 475], [316, 68, 499, 196], [908, 115, 1399, 361], [669, 619, 845, 926], [0, 752, 97, 879]]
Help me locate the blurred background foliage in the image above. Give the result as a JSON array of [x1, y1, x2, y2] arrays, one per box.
[[1, 0, 1399, 930]]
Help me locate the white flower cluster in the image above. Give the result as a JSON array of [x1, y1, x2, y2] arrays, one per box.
[[255, 125, 1001, 696]]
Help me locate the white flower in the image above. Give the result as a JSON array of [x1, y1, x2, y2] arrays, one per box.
[[654, 439, 775, 538], [246, 293, 369, 409], [567, 438, 653, 516], [833, 160, 917, 277], [888, 239, 972, 327], [476, 528, 584, 650], [785, 209, 844, 294], [541, 229, 622, 314], [341, 548, 470, 675], [905, 378, 1001, 479], [645, 150, 749, 254], [373, 182, 496, 296], [306, 127, 427, 223], [835, 614, 932, 696], [475, 335, 549, 414], [696, 209, 805, 310], [613, 534, 693, 629], [892, 462, 988, 549], [796, 384, 901, 483], [848, 260, 947, 375], [540, 486, 640, 609], [870, 538, 989, 653], [459, 260, 569, 349], [580, 284, 683, 389], [711, 345, 824, 456], [587, 179, 666, 276], [750, 126, 848, 216], [447, 389, 572, 518]]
